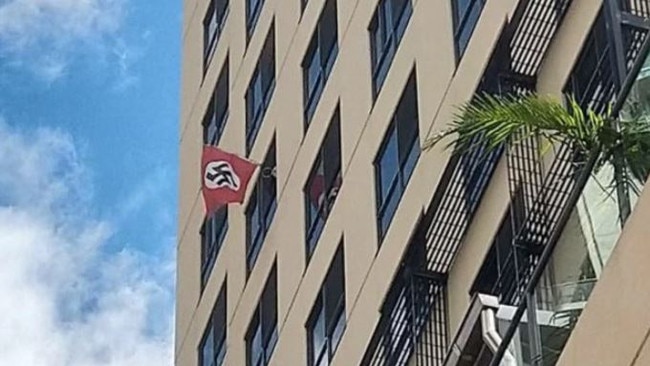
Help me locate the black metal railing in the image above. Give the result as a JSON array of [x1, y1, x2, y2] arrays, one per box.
[[485, 1, 650, 364], [498, 0, 650, 310], [362, 0, 576, 364], [361, 266, 447, 366]]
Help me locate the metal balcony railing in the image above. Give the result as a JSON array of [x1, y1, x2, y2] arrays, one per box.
[[361, 267, 448, 366], [362, 0, 578, 364]]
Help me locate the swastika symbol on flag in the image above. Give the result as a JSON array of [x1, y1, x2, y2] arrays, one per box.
[[204, 161, 241, 190]]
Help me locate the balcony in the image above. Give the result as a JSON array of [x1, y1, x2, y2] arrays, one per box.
[[361, 264, 448, 366], [442, 18, 650, 366]]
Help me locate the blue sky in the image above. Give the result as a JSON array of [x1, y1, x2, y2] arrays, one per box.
[[0, 1, 179, 364]]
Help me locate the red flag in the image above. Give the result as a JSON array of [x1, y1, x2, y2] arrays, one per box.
[[201, 146, 258, 214]]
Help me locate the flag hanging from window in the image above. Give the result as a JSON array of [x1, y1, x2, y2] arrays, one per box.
[[202, 146, 258, 214]]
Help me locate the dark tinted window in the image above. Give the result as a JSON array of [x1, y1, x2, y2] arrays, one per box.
[[200, 207, 228, 289], [374, 73, 420, 240], [246, 140, 277, 273], [199, 282, 227, 366], [246, 25, 276, 152], [203, 58, 229, 145], [304, 109, 342, 259], [246, 266, 278, 366], [302, 0, 338, 124], [307, 244, 346, 366], [369, 0, 412, 97]]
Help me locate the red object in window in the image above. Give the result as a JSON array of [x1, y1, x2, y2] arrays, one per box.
[[308, 174, 326, 208], [201, 146, 258, 214], [308, 174, 341, 214]]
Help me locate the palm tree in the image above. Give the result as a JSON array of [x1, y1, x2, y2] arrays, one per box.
[[424, 93, 650, 224]]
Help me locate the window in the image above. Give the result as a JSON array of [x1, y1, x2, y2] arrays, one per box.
[[203, 58, 229, 145], [246, 25, 276, 153], [246, 0, 265, 39], [246, 140, 277, 273], [199, 282, 227, 366], [469, 208, 514, 298], [374, 73, 419, 240], [302, 0, 338, 124], [201, 207, 229, 289], [304, 109, 342, 259], [369, 0, 412, 97], [203, 0, 229, 69], [452, 0, 487, 59], [246, 265, 278, 366], [307, 244, 346, 366], [564, 11, 612, 114]]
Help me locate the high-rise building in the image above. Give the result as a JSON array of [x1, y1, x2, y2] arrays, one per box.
[[177, 0, 650, 365]]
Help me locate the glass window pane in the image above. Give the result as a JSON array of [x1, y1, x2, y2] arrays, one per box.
[[311, 306, 326, 365], [206, 116, 218, 145], [315, 354, 330, 366], [324, 250, 345, 326], [253, 74, 263, 117], [307, 47, 322, 98], [201, 325, 215, 366], [209, 13, 218, 39], [217, 0, 229, 18], [374, 41, 395, 90], [454, 0, 472, 24], [265, 327, 278, 362], [320, 0, 338, 59], [393, 0, 411, 41], [261, 30, 275, 90], [377, 127, 399, 203], [262, 177, 276, 214], [247, 198, 260, 250], [330, 309, 346, 354], [248, 0, 261, 20], [379, 179, 400, 235], [401, 134, 419, 183], [380, 0, 392, 37], [251, 324, 263, 366], [307, 159, 325, 212], [396, 76, 419, 175], [370, 12, 386, 68], [323, 118, 341, 189], [456, 0, 482, 55]]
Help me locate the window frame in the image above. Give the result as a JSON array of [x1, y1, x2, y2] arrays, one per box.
[[374, 74, 420, 241], [246, 25, 276, 153], [246, 265, 278, 366], [203, 57, 230, 146], [199, 282, 228, 366], [304, 109, 342, 260], [368, 0, 413, 98], [203, 0, 230, 71], [246, 0, 265, 40], [302, 0, 339, 125], [451, 0, 487, 60], [245, 141, 277, 273], [306, 244, 346, 366], [200, 207, 229, 290]]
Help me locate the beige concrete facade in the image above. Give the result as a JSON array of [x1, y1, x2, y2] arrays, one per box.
[[178, 0, 650, 365]]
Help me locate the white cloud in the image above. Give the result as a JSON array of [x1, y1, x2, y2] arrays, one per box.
[[0, 120, 174, 366], [0, 0, 130, 82]]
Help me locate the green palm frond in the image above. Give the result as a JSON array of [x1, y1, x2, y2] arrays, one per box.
[[424, 93, 605, 156], [424, 92, 650, 217]]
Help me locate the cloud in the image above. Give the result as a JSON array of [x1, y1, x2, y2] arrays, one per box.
[[0, 0, 129, 82], [0, 119, 174, 366]]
